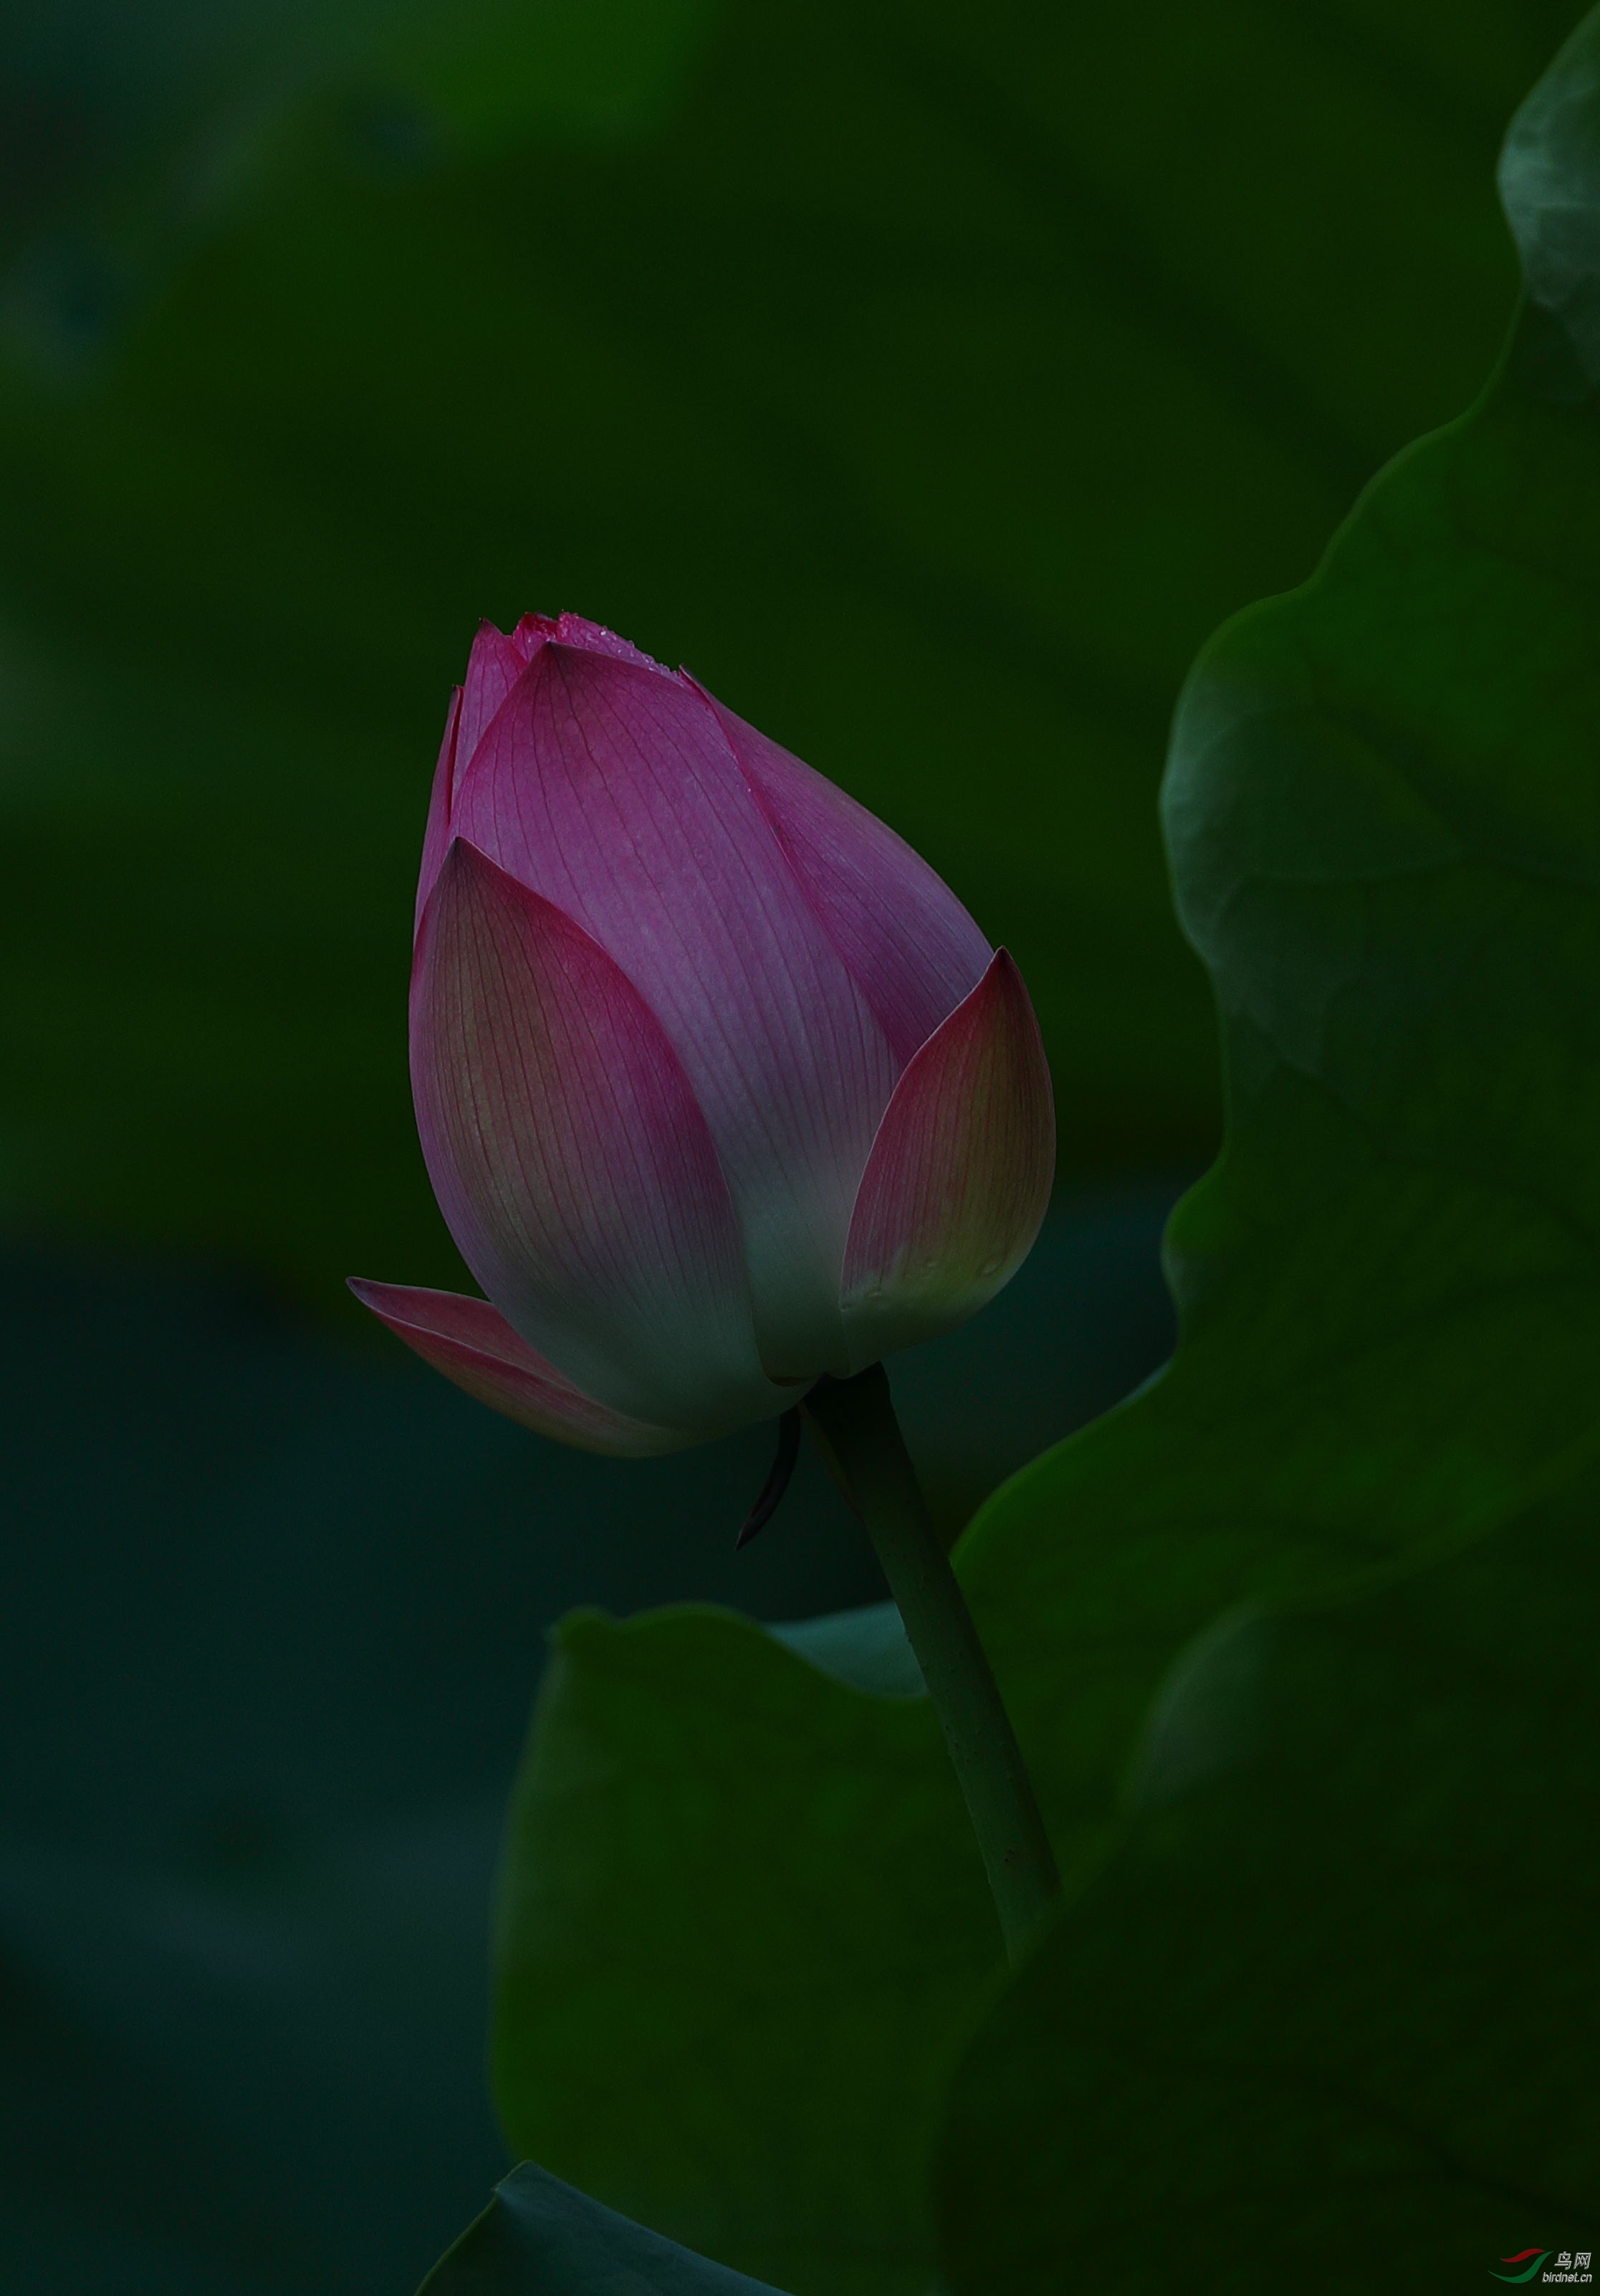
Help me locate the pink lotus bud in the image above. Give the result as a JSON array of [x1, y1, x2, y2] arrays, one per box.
[[350, 614, 1055, 1455]]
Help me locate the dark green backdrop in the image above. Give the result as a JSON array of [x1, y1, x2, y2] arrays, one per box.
[[0, 0, 1580, 1310], [0, 1, 1585, 2289]]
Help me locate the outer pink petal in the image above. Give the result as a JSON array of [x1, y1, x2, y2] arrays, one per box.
[[413, 838, 788, 1435], [838, 950, 1055, 1370], [416, 685, 463, 934], [449, 645, 899, 1380], [542, 611, 671, 674], [347, 1281, 695, 1456], [702, 689, 994, 1067]]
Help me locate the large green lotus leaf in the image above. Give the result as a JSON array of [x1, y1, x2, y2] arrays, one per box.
[[489, 14, 1600, 2293], [929, 10, 1600, 2282], [0, 0, 1581, 1302], [934, 1478, 1600, 2291], [419, 2161, 790, 2295], [954, 0, 1600, 1888], [494, 1608, 985, 2296]]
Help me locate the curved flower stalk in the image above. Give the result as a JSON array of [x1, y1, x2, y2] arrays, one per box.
[[351, 612, 1055, 1457]]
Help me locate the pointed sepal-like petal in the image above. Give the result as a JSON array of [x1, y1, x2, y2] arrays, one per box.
[[838, 949, 1055, 1369], [459, 618, 540, 765], [703, 691, 993, 1066], [416, 622, 558, 922], [413, 838, 787, 1435], [347, 1281, 696, 1455]]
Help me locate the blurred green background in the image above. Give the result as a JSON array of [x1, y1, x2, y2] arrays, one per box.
[[0, 0, 1584, 2287], [3, 0, 1579, 1301]]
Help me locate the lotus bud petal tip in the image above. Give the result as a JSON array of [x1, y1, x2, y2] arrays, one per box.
[[352, 611, 1055, 1452]]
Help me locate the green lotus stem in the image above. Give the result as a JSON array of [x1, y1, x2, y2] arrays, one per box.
[[801, 1364, 1060, 1961]]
